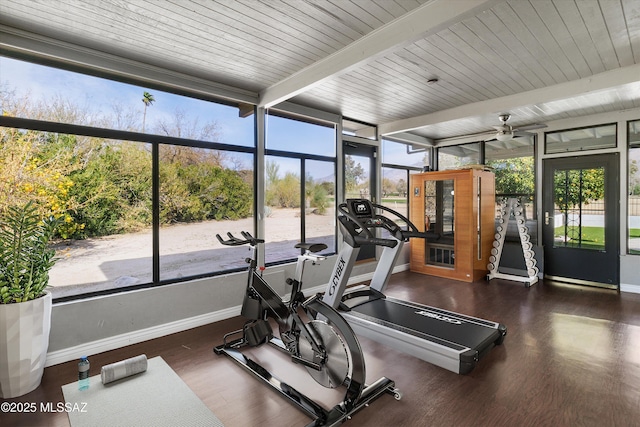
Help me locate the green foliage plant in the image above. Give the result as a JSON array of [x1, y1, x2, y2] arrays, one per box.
[[344, 155, 365, 192], [0, 202, 58, 304], [266, 172, 300, 208], [488, 157, 535, 196], [553, 168, 604, 209], [307, 182, 328, 214]]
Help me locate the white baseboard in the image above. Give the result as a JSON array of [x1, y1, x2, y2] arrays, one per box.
[[45, 264, 409, 367], [393, 263, 410, 274], [620, 283, 640, 294], [45, 306, 241, 367]]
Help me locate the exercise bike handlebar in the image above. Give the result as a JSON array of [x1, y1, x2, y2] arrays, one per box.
[[216, 231, 265, 247]]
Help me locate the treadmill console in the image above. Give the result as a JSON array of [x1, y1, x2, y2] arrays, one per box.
[[347, 199, 375, 219], [345, 199, 391, 229]]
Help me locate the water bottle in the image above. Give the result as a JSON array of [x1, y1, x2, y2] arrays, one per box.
[[78, 356, 90, 390]]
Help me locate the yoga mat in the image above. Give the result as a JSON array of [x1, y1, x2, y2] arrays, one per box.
[[61, 356, 224, 427]]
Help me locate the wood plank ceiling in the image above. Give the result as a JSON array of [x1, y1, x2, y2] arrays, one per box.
[[0, 0, 639, 142]]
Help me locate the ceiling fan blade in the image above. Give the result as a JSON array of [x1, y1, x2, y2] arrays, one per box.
[[494, 130, 514, 142]]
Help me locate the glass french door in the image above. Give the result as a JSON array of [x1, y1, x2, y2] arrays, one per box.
[[542, 154, 619, 288], [343, 141, 377, 260]]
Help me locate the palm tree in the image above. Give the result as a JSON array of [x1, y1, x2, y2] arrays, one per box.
[[141, 91, 155, 132]]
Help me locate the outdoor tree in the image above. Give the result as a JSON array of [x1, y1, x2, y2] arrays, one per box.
[[344, 155, 365, 192], [109, 101, 140, 131], [0, 90, 86, 235], [266, 160, 280, 186], [396, 178, 407, 197], [266, 172, 300, 208], [488, 157, 535, 197], [319, 181, 334, 196], [160, 160, 251, 223], [0, 128, 79, 225], [305, 174, 329, 214], [155, 107, 220, 142], [141, 91, 155, 132], [553, 167, 605, 209], [154, 108, 226, 166], [382, 177, 394, 197], [69, 141, 153, 236], [1, 86, 253, 240], [629, 159, 640, 195]]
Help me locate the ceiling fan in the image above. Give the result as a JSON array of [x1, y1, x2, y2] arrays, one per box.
[[487, 113, 546, 142]]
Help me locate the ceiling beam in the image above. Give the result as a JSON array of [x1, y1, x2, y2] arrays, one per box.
[[379, 63, 640, 136], [258, 0, 500, 108], [386, 131, 434, 147]]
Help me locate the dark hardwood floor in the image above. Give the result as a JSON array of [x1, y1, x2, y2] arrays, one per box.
[[2, 271, 640, 427]]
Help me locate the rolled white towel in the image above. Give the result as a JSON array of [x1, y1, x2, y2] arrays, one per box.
[[101, 354, 148, 385]]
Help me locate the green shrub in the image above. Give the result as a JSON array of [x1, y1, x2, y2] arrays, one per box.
[[308, 182, 328, 214], [266, 172, 300, 208]]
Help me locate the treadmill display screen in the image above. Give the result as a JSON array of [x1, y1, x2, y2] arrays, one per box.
[[349, 199, 373, 218]]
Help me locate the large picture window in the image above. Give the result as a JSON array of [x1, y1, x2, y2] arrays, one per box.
[[265, 113, 336, 264], [545, 123, 616, 154], [433, 136, 536, 244], [0, 57, 254, 147], [0, 56, 255, 300], [486, 135, 536, 241], [381, 139, 429, 220], [438, 142, 481, 170], [159, 148, 254, 280]]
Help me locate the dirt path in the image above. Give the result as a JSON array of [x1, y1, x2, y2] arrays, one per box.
[[49, 208, 335, 298]]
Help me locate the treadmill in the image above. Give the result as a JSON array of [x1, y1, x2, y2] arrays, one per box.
[[322, 199, 506, 374]]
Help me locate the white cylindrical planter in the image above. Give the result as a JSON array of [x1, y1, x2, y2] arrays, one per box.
[[0, 291, 52, 398]]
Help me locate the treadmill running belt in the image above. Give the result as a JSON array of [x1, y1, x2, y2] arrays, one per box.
[[349, 298, 501, 351]]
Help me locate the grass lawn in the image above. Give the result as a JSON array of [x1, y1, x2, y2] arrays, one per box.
[[555, 226, 640, 249], [555, 226, 604, 249], [381, 197, 407, 204]]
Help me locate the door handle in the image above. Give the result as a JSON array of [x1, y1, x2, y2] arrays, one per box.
[[545, 212, 550, 225]]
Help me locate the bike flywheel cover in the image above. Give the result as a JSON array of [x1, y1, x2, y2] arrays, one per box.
[[298, 320, 349, 388]]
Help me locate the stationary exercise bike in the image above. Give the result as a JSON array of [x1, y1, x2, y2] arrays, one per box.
[[214, 231, 399, 427]]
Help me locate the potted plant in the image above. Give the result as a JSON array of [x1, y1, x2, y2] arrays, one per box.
[[0, 201, 58, 398]]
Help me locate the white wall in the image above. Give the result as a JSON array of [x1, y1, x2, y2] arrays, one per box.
[[621, 256, 640, 293], [45, 249, 412, 366]]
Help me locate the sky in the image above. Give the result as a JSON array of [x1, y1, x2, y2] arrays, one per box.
[[0, 56, 253, 144], [0, 56, 422, 178]]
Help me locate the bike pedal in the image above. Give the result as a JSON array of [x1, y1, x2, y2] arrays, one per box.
[[244, 320, 273, 346]]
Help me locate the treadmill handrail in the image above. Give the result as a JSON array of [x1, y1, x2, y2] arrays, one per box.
[[340, 200, 439, 242], [337, 203, 398, 248], [354, 235, 397, 248], [371, 203, 420, 234], [370, 202, 440, 242]]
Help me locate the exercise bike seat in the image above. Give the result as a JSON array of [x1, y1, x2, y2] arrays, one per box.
[[295, 242, 328, 253]]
